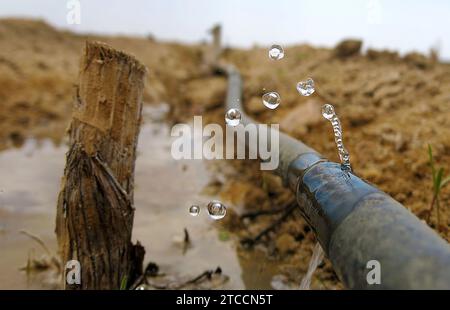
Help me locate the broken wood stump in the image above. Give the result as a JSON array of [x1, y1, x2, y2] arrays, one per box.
[[56, 41, 146, 289]]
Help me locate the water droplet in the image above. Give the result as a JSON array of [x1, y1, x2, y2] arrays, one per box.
[[262, 92, 281, 109], [321, 104, 335, 120], [297, 78, 315, 96], [207, 200, 227, 220], [269, 44, 284, 60], [225, 108, 241, 126], [189, 205, 200, 216], [135, 285, 148, 290]]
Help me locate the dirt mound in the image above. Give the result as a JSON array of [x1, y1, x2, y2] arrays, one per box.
[[0, 18, 204, 150]]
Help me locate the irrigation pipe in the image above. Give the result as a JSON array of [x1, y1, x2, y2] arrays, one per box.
[[223, 64, 450, 289]]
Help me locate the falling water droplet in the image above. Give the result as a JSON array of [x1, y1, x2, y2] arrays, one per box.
[[189, 205, 200, 216], [268, 44, 284, 60], [321, 104, 352, 172], [321, 103, 335, 120], [297, 78, 315, 96], [225, 108, 242, 126], [207, 200, 227, 220], [262, 92, 281, 109]]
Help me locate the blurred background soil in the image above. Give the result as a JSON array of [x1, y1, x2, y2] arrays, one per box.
[[1, 19, 449, 289]]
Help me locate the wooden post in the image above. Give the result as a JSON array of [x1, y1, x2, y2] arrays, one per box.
[[56, 42, 146, 289], [202, 24, 223, 72], [210, 24, 222, 59]]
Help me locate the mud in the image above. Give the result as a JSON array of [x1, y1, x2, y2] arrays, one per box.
[[0, 19, 449, 289]]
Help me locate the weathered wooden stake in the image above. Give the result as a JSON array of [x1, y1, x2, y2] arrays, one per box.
[[56, 41, 146, 289], [210, 24, 222, 60], [202, 24, 222, 72]]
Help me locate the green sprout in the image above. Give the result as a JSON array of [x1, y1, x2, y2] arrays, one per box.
[[427, 144, 450, 230], [120, 275, 128, 290]]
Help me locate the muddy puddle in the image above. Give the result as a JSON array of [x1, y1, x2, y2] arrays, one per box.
[[0, 103, 279, 289]]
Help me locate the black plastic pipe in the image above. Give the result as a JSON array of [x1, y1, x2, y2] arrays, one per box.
[[223, 65, 450, 289]]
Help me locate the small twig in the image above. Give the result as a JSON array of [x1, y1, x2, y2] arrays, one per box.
[[241, 202, 297, 247], [143, 267, 223, 290], [20, 230, 52, 256], [425, 193, 437, 222], [186, 267, 221, 285], [183, 228, 190, 244], [241, 201, 295, 220], [182, 228, 192, 255], [19, 231, 61, 273], [129, 274, 145, 290], [129, 262, 159, 290]]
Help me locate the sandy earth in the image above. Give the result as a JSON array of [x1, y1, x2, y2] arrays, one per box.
[[0, 19, 449, 289]]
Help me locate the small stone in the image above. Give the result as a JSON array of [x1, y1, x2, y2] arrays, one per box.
[[334, 39, 362, 58]]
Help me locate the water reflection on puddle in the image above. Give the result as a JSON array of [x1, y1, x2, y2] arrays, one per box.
[[0, 138, 65, 289], [133, 105, 245, 289], [0, 104, 276, 289]]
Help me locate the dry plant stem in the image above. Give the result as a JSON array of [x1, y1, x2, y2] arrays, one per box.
[[20, 230, 61, 271], [436, 199, 441, 230], [427, 193, 441, 231], [55, 41, 146, 289], [20, 230, 52, 256], [240, 200, 295, 219], [149, 268, 222, 290], [241, 202, 297, 247], [427, 194, 437, 222], [130, 267, 222, 290]]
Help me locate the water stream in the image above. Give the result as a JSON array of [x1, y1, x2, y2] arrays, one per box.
[[299, 242, 325, 290]]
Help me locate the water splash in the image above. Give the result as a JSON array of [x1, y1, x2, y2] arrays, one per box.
[[321, 104, 351, 172], [299, 242, 325, 290], [297, 78, 315, 96]]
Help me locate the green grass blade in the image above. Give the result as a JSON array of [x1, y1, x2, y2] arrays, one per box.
[[435, 168, 444, 194], [120, 275, 128, 290]]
